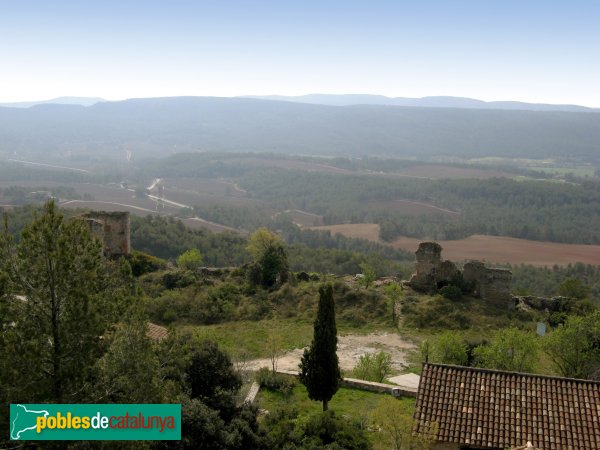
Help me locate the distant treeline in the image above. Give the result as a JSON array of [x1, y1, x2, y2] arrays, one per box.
[[131, 215, 409, 276], [510, 263, 600, 302], [0, 206, 408, 277], [0, 185, 89, 204], [238, 168, 600, 244]]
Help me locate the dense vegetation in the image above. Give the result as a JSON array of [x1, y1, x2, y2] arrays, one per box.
[[238, 168, 600, 244], [3, 97, 600, 161], [510, 263, 600, 302], [131, 215, 411, 277], [2, 201, 599, 449]]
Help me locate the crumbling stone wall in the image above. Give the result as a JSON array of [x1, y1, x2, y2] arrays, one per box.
[[409, 242, 512, 305], [515, 295, 570, 312], [81, 211, 131, 257], [463, 261, 512, 305], [409, 242, 459, 292]]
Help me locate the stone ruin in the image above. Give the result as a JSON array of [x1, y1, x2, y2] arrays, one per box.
[[463, 260, 512, 304], [408, 241, 512, 305], [81, 211, 131, 258], [408, 242, 459, 292]]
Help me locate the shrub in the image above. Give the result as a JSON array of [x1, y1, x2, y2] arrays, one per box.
[[353, 351, 393, 382], [127, 250, 167, 276], [162, 270, 195, 289], [176, 248, 203, 271], [439, 285, 462, 300], [255, 367, 296, 396], [431, 331, 469, 365], [263, 409, 372, 450]]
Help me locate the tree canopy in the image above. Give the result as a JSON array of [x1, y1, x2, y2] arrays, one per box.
[[299, 284, 341, 411], [0, 201, 134, 403]]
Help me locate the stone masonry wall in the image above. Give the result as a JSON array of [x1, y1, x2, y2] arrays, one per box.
[[82, 211, 131, 257], [409, 242, 512, 305], [409, 242, 459, 292], [463, 260, 512, 305]]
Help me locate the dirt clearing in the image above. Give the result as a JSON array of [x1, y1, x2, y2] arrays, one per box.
[[247, 332, 416, 373]]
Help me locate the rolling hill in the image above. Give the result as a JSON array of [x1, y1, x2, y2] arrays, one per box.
[[1, 96, 599, 161]]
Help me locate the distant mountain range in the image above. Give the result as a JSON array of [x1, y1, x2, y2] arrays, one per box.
[[1, 96, 599, 161], [245, 94, 598, 113], [0, 96, 105, 108], [1, 94, 597, 113]]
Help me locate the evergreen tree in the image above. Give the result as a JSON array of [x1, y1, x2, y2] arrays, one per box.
[[0, 201, 132, 404], [299, 284, 341, 411]]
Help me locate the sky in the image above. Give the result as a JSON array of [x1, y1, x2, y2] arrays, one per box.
[[1, 0, 599, 106]]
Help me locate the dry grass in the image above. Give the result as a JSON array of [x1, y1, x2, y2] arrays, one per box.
[[309, 223, 382, 242]]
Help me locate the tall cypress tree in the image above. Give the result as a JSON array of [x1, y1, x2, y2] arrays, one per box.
[[299, 284, 341, 411]]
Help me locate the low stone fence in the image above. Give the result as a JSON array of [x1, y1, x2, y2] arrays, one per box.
[[244, 382, 261, 404], [341, 377, 417, 397]]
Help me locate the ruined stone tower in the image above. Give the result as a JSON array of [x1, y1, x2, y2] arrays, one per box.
[[81, 211, 131, 258], [409, 242, 459, 292], [408, 241, 513, 305]]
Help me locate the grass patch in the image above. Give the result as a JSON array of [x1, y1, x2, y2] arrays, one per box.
[[258, 383, 416, 450], [259, 384, 395, 420], [180, 319, 314, 359], [181, 315, 399, 361]]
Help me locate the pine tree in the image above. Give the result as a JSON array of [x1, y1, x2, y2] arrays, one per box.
[[299, 284, 341, 411], [0, 201, 132, 403]]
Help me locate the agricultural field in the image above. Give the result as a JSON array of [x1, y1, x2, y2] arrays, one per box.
[[372, 163, 514, 179], [274, 209, 323, 227], [228, 156, 353, 174], [368, 200, 460, 217], [391, 235, 600, 266], [163, 178, 248, 197], [309, 223, 382, 242], [309, 223, 600, 266]]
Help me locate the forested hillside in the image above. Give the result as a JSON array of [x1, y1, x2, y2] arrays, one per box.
[[238, 169, 600, 244], [2, 97, 600, 161]]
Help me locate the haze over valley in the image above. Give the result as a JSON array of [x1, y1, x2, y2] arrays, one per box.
[[2, 2, 600, 448]]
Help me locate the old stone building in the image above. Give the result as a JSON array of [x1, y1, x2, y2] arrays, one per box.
[[81, 211, 131, 257], [408, 242, 513, 305]]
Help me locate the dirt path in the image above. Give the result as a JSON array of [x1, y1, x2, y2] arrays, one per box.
[[247, 332, 416, 373]]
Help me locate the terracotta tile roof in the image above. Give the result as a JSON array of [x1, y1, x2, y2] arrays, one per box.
[[146, 322, 168, 341], [414, 363, 600, 450]]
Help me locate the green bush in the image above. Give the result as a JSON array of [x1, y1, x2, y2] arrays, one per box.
[[255, 367, 297, 396], [263, 409, 372, 450], [162, 270, 195, 289], [430, 331, 469, 365], [176, 248, 203, 271], [352, 351, 393, 382], [127, 250, 167, 277], [439, 285, 462, 301]]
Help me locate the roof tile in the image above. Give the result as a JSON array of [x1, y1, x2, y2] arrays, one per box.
[[414, 363, 600, 450]]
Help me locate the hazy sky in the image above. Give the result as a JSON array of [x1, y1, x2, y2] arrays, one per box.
[[2, 0, 599, 106]]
